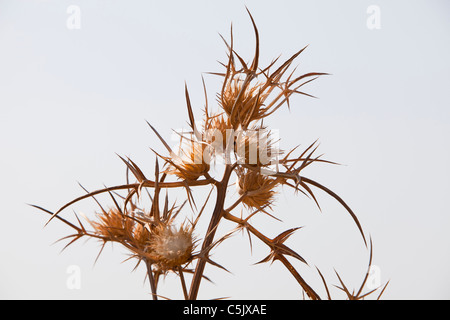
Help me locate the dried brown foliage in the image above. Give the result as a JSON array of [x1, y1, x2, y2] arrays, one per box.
[[33, 9, 387, 300]]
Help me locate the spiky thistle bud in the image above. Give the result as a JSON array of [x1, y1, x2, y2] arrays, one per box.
[[234, 127, 279, 167], [220, 79, 268, 130], [165, 136, 210, 181], [236, 167, 279, 209], [149, 223, 194, 271], [132, 222, 151, 249], [204, 113, 233, 153], [90, 208, 134, 241]]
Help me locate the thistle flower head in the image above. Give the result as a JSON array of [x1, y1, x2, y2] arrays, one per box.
[[204, 113, 233, 153], [236, 167, 279, 209], [90, 208, 134, 241], [132, 222, 151, 249], [234, 127, 280, 167], [165, 135, 210, 181], [149, 223, 194, 271], [86, 202, 195, 272], [220, 79, 268, 130]]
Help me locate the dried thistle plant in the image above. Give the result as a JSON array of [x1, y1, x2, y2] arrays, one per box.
[[33, 10, 388, 300]]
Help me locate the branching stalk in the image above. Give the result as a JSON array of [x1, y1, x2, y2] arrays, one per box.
[[188, 164, 234, 300], [33, 9, 387, 301]]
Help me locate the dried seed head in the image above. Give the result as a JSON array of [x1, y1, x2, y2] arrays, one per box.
[[220, 79, 268, 129], [204, 113, 232, 152], [165, 137, 210, 180], [149, 223, 194, 271], [90, 208, 134, 241], [236, 168, 278, 209], [132, 222, 151, 249], [234, 128, 280, 167]]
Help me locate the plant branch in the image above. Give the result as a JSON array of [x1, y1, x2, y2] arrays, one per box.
[[222, 210, 320, 300], [188, 165, 234, 300], [47, 178, 215, 225], [178, 266, 189, 300], [277, 254, 320, 300], [145, 259, 158, 300]]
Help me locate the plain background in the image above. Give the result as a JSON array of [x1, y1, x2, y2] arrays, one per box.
[[1, 0, 449, 299]]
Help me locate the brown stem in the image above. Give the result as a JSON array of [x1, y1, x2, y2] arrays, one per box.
[[145, 260, 158, 300], [222, 211, 270, 245], [178, 266, 188, 300], [48, 178, 215, 224], [277, 254, 320, 300], [188, 165, 234, 300], [222, 211, 320, 300]]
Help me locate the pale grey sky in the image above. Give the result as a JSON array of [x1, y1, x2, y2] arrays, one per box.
[[1, 0, 449, 299]]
